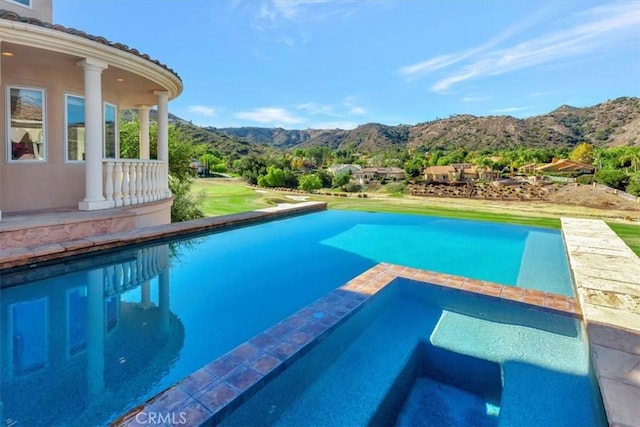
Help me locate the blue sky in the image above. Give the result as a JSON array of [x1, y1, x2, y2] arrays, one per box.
[[54, 0, 640, 130]]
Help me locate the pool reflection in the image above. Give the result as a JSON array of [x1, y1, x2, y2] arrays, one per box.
[[0, 244, 185, 426]]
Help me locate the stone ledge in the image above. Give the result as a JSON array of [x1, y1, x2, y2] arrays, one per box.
[[561, 217, 640, 426]]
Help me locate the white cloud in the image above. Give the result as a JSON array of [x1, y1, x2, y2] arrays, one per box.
[[297, 102, 337, 116], [461, 96, 489, 102], [399, 14, 539, 80], [399, 2, 640, 92], [187, 105, 217, 116], [235, 107, 304, 125], [343, 96, 367, 115], [490, 106, 528, 113], [253, 0, 365, 45]]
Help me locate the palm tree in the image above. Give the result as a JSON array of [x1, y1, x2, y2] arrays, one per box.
[[620, 150, 640, 173]]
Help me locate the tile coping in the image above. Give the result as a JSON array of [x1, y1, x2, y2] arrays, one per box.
[[112, 262, 581, 427], [0, 202, 327, 271]]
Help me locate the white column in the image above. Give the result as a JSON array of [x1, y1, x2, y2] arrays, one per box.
[[138, 105, 151, 160], [86, 268, 105, 398], [159, 270, 170, 334], [140, 281, 153, 310], [154, 91, 169, 162], [78, 58, 112, 211]]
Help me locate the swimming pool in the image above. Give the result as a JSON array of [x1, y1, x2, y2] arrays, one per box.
[[222, 278, 606, 426], [0, 210, 574, 425]]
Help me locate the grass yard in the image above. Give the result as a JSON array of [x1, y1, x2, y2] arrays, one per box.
[[192, 179, 640, 255], [192, 179, 274, 215]]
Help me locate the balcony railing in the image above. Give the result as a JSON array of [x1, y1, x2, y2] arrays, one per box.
[[103, 159, 170, 207]]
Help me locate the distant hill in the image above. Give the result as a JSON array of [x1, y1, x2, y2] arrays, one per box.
[[217, 97, 640, 152], [121, 109, 274, 159]]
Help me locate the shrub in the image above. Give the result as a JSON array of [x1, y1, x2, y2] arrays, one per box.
[[342, 182, 362, 193], [576, 175, 595, 185], [595, 169, 628, 190], [626, 173, 640, 196]]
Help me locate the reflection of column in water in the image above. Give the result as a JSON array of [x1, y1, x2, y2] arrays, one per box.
[[141, 281, 153, 310], [86, 268, 105, 398], [159, 270, 170, 334]]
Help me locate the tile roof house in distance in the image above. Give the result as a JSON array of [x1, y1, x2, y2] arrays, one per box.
[[353, 167, 406, 184], [0, 0, 183, 246], [535, 159, 596, 174], [423, 164, 501, 183], [327, 163, 362, 176]]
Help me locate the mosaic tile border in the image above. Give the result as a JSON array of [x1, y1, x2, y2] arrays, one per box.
[[112, 263, 580, 426]]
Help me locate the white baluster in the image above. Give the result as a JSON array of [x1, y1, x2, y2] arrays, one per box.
[[135, 162, 143, 205], [142, 161, 151, 203], [164, 163, 171, 198], [122, 162, 131, 206], [105, 162, 114, 205], [114, 162, 123, 207], [129, 162, 137, 205], [152, 163, 159, 201]]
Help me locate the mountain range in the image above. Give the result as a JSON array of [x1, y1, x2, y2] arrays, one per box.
[[137, 96, 640, 157]]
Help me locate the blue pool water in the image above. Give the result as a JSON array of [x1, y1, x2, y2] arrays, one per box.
[[222, 280, 606, 426], [0, 210, 574, 425]]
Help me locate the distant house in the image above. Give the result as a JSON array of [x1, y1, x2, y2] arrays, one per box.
[[519, 162, 541, 174], [423, 164, 501, 183], [353, 167, 406, 183], [535, 159, 596, 174], [327, 164, 362, 176]]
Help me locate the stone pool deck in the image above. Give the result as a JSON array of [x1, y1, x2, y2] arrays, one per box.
[[562, 218, 640, 427], [0, 202, 326, 271]]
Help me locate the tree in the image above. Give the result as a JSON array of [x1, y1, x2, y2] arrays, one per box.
[[119, 119, 204, 222], [316, 169, 333, 187], [626, 173, 640, 196], [332, 172, 351, 189], [569, 143, 594, 164], [232, 156, 267, 185], [257, 165, 285, 187], [298, 174, 322, 192], [620, 149, 640, 173]]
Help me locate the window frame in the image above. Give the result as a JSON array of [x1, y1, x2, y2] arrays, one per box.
[[103, 102, 118, 159], [64, 93, 86, 164], [6, 85, 47, 164]]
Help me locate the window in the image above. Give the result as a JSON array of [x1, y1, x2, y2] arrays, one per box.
[[10, 298, 48, 375], [7, 86, 45, 162], [7, 0, 32, 8], [67, 288, 87, 357], [104, 103, 117, 158], [65, 94, 85, 162]]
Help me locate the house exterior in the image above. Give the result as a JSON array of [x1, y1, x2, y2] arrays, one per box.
[[535, 159, 596, 175], [353, 167, 406, 184], [423, 164, 501, 182], [0, 0, 182, 228], [327, 163, 361, 176]]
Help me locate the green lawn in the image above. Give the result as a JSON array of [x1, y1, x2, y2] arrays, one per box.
[[192, 179, 640, 255], [193, 179, 273, 215], [608, 223, 640, 256], [317, 196, 561, 229]]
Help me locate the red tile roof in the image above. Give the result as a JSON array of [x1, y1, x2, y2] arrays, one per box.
[[0, 9, 181, 81]]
